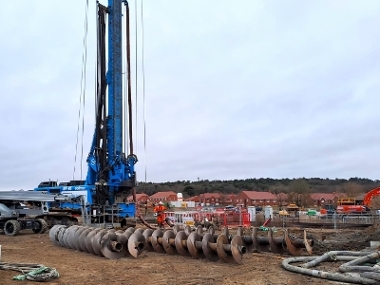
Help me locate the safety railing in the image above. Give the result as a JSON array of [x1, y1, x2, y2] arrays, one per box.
[[163, 210, 251, 228]]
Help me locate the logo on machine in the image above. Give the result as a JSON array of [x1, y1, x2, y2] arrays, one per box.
[[62, 186, 86, 191]]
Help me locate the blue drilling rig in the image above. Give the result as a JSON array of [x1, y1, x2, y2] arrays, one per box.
[[34, 0, 138, 226]]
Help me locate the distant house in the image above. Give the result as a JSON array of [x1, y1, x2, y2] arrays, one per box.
[[149, 191, 178, 204], [126, 193, 149, 204], [310, 193, 346, 206], [186, 194, 234, 206], [235, 191, 277, 207], [199, 193, 222, 206], [221, 194, 236, 206], [186, 196, 200, 203]]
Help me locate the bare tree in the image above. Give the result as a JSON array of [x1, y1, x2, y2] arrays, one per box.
[[289, 179, 310, 208], [340, 182, 364, 198], [303, 194, 314, 207], [275, 192, 288, 209], [369, 196, 380, 209]]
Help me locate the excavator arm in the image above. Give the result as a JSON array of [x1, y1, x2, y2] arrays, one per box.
[[363, 186, 380, 207]]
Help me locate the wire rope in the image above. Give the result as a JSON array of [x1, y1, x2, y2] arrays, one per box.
[[134, 0, 138, 155], [140, 0, 147, 183], [73, 0, 89, 180]]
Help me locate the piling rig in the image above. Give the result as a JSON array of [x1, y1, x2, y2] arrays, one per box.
[[32, 0, 140, 227], [44, 0, 316, 262]]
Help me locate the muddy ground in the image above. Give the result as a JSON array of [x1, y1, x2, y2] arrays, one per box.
[[0, 225, 379, 285]]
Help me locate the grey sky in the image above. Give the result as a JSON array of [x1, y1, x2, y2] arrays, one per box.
[[0, 1, 379, 190]]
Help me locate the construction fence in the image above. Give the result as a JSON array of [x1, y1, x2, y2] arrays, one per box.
[[273, 213, 380, 229], [163, 210, 251, 228]]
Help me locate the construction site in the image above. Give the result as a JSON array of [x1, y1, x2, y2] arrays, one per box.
[[1, 202, 380, 284], [1, 0, 380, 284]]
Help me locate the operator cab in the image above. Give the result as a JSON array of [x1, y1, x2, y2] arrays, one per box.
[[38, 181, 58, 188]]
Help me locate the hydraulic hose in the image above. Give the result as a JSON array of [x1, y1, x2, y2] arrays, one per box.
[[302, 251, 373, 268], [282, 251, 380, 284], [340, 252, 380, 273], [132, 186, 156, 229]]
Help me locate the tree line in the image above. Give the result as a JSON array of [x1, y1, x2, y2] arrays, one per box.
[[137, 177, 380, 200]]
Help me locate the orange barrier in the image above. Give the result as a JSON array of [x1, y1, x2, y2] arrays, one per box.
[[216, 211, 251, 227]]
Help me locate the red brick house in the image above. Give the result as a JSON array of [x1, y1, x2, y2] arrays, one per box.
[[199, 193, 222, 206], [149, 191, 178, 203], [221, 194, 236, 206], [186, 196, 200, 203], [310, 193, 346, 206], [235, 191, 277, 207], [126, 193, 149, 204]]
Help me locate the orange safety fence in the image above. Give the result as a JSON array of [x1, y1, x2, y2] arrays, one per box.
[[215, 211, 251, 228]]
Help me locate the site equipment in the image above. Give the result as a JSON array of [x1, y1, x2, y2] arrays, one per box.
[[0, 191, 72, 236], [320, 204, 335, 215], [32, 0, 138, 227], [319, 187, 380, 215], [336, 197, 370, 214], [363, 186, 380, 208], [286, 203, 300, 212]]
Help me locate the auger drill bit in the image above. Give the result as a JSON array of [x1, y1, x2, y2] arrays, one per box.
[[162, 230, 177, 255]]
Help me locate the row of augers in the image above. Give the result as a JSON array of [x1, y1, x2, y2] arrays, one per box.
[[49, 224, 313, 264], [49, 225, 146, 259]]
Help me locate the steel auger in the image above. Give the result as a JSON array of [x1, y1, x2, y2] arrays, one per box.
[[49, 225, 145, 259], [49, 225, 314, 264], [236, 227, 313, 256], [141, 226, 247, 264]]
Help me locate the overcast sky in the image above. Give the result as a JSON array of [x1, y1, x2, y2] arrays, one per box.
[[1, 0, 379, 190]]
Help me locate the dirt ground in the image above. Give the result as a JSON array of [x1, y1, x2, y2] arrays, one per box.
[[0, 226, 378, 285]]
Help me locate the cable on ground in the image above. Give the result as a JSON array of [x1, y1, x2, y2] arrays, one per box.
[[0, 262, 59, 282]]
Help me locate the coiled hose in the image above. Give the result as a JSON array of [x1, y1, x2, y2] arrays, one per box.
[[0, 262, 59, 282]]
